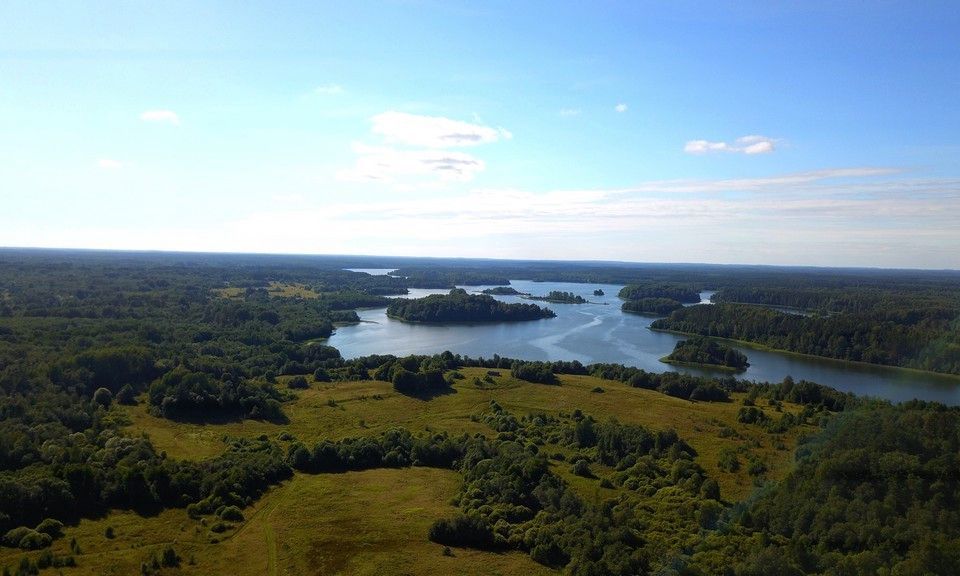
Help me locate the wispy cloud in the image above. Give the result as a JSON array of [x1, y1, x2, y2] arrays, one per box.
[[140, 110, 180, 126], [560, 108, 581, 117], [314, 84, 344, 95], [96, 158, 122, 170], [685, 135, 777, 155], [370, 111, 511, 148], [337, 143, 485, 183], [614, 103, 628, 113], [341, 111, 511, 183]]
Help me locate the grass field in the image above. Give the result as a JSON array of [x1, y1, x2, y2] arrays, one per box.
[[124, 369, 810, 500], [0, 468, 551, 576], [2, 370, 814, 574]]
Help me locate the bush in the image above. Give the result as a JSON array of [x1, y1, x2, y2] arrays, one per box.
[[116, 383, 137, 405], [570, 459, 594, 478], [161, 545, 180, 567], [93, 387, 113, 407], [428, 514, 496, 549], [2, 526, 32, 547], [313, 368, 332, 382], [34, 519, 63, 538], [219, 506, 244, 522], [18, 530, 52, 550], [287, 376, 309, 389]]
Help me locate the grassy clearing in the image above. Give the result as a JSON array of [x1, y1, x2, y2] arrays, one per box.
[[125, 369, 812, 501], [0, 469, 550, 576]]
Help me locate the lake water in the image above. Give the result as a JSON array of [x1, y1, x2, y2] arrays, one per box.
[[328, 280, 960, 405]]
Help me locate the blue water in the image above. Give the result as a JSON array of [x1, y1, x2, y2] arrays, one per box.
[[328, 280, 960, 405]]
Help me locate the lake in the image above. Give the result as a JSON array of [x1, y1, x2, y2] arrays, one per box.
[[328, 280, 960, 405]]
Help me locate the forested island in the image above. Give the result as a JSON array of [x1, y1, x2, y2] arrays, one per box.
[[387, 289, 555, 323], [1, 249, 960, 575], [621, 297, 684, 316], [526, 290, 588, 304], [593, 289, 604, 296], [618, 283, 702, 303], [661, 336, 750, 370], [480, 286, 524, 295]]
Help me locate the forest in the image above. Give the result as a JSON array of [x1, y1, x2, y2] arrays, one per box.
[[0, 249, 959, 575], [621, 297, 684, 316], [386, 289, 556, 323]]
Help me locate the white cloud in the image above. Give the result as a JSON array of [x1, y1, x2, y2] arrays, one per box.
[[685, 135, 777, 155], [370, 111, 512, 148], [614, 103, 628, 113], [337, 143, 485, 183], [560, 108, 581, 117], [140, 110, 180, 125], [96, 158, 122, 170], [342, 111, 512, 184], [314, 84, 344, 95]]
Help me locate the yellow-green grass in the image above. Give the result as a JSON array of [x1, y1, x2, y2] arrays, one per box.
[[212, 282, 319, 300], [124, 368, 812, 501], [266, 281, 320, 299], [0, 469, 552, 576]]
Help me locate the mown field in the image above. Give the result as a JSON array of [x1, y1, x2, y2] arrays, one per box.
[[1, 369, 813, 575]]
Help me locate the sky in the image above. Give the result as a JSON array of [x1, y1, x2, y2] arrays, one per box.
[[1, 1, 959, 269]]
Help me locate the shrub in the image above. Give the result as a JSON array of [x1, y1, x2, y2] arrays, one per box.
[[93, 387, 113, 407], [116, 383, 137, 405], [18, 530, 52, 550], [219, 506, 244, 522], [428, 515, 496, 549], [161, 545, 180, 567], [287, 376, 309, 389], [3, 527, 33, 547], [570, 460, 594, 478], [34, 519, 63, 538]]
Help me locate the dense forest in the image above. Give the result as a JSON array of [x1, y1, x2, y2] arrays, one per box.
[[621, 297, 684, 316], [662, 336, 750, 370], [386, 289, 556, 323], [1, 250, 959, 575], [618, 283, 702, 303]]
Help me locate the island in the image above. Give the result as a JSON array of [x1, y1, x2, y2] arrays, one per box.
[[618, 283, 701, 303], [593, 289, 605, 296], [481, 286, 525, 295], [387, 288, 556, 323], [526, 290, 588, 304], [661, 336, 750, 371], [621, 297, 684, 316]]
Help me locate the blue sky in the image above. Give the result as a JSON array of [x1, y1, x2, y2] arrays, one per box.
[[2, 1, 959, 268]]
